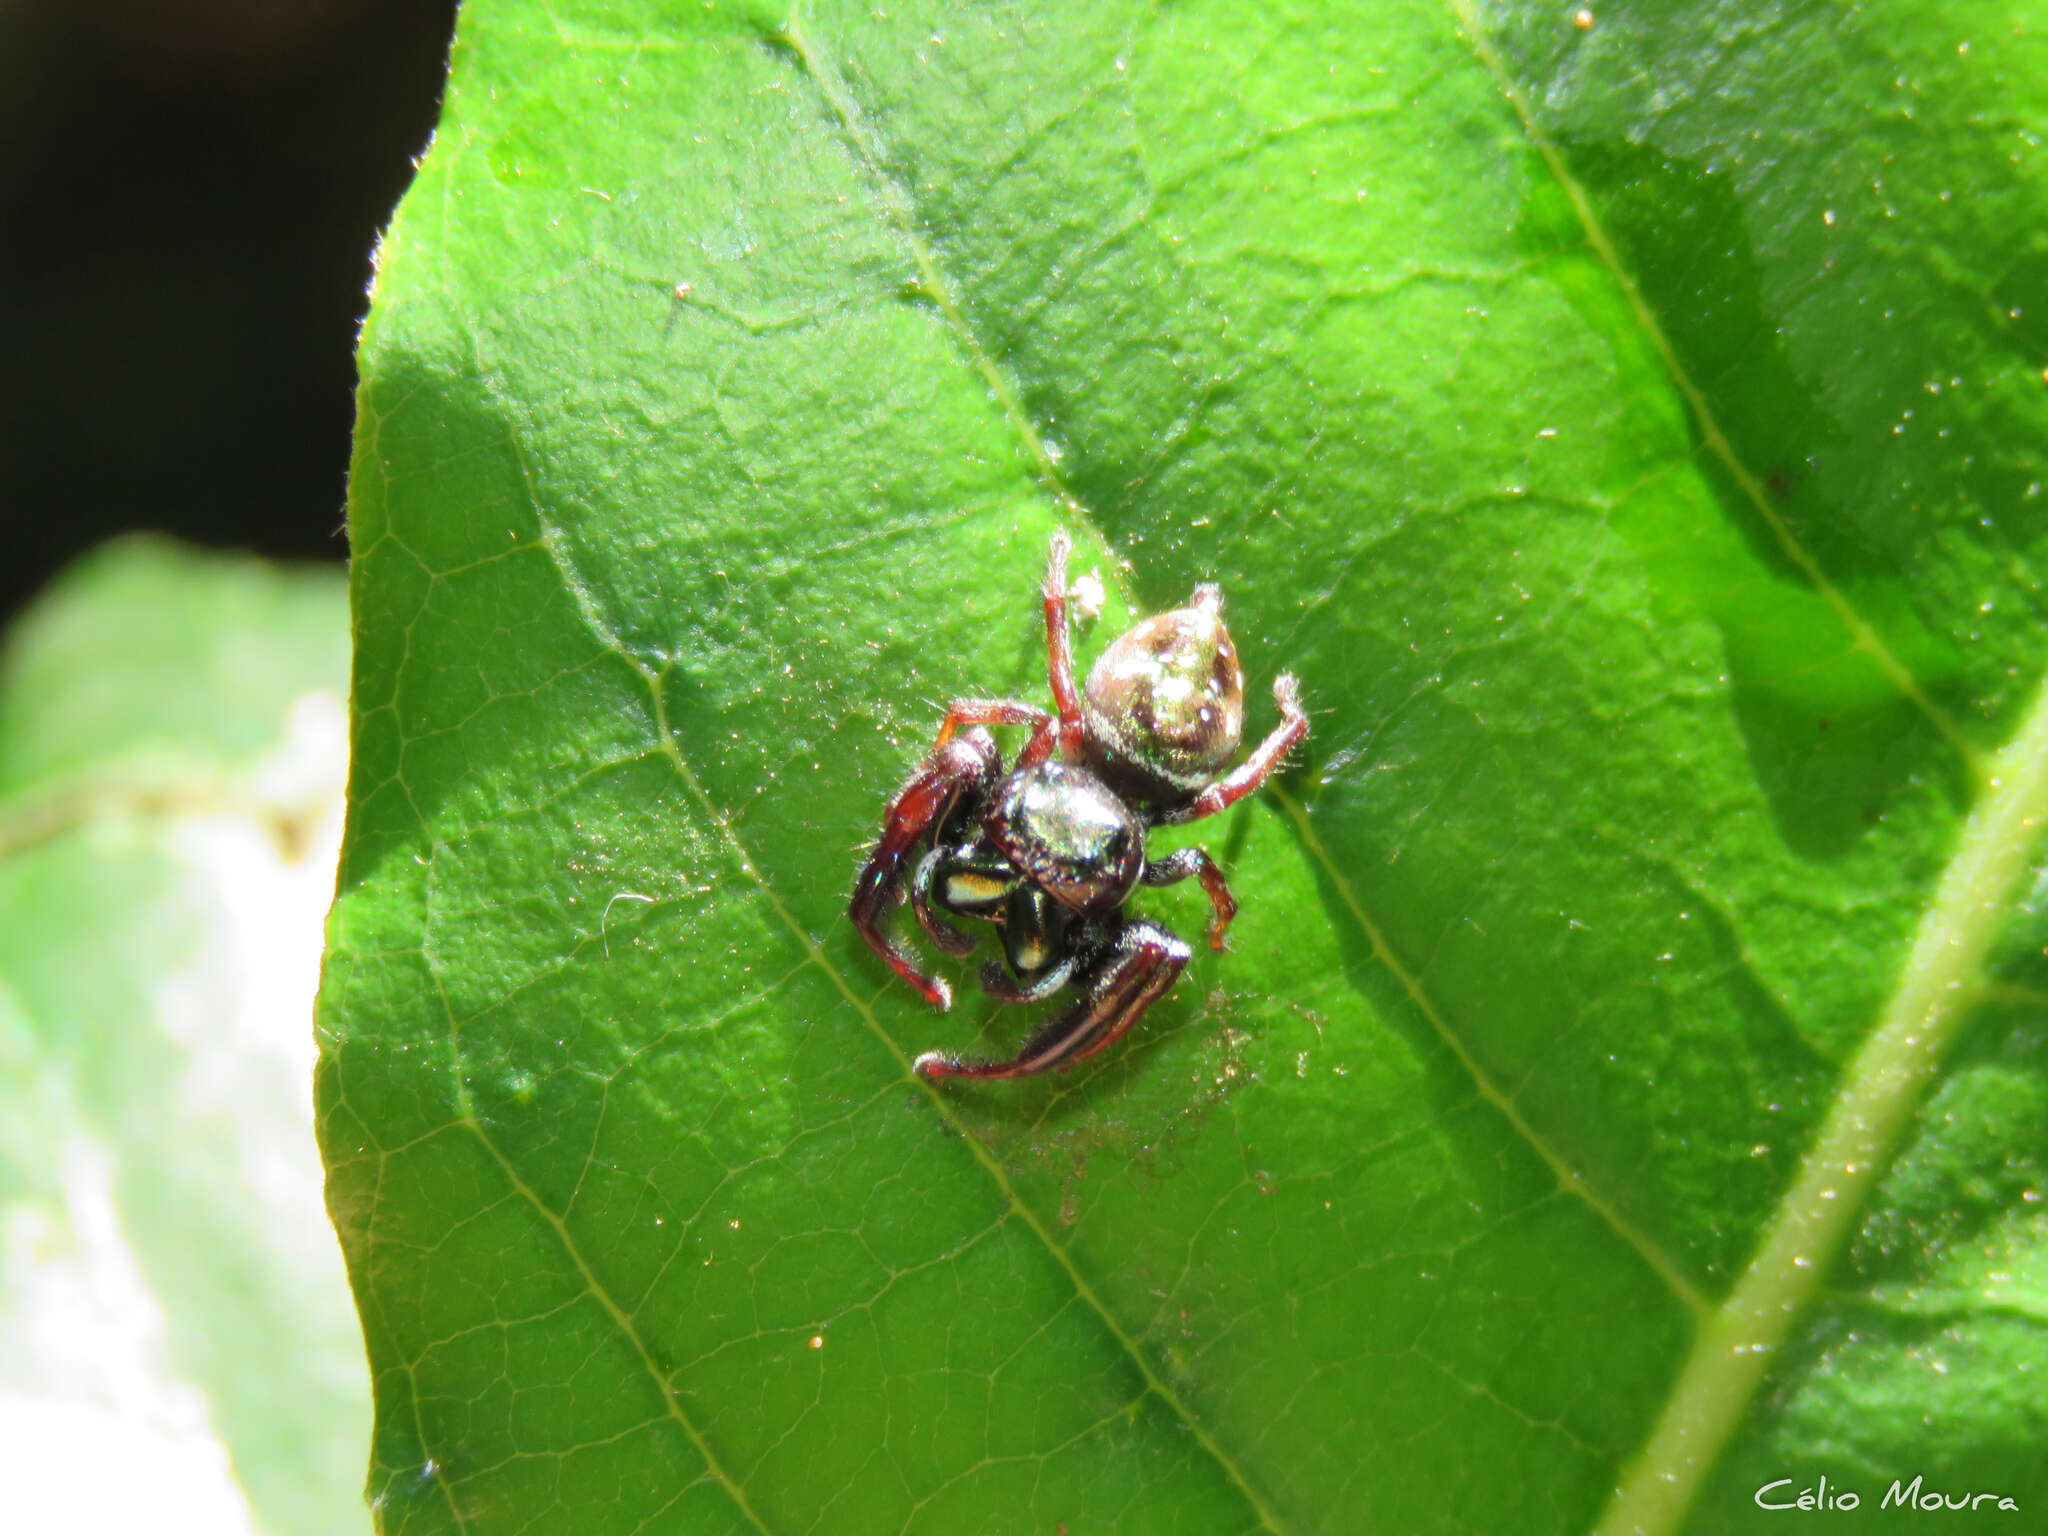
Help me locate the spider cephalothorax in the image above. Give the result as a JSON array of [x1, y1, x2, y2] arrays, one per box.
[[851, 531, 1308, 1080]]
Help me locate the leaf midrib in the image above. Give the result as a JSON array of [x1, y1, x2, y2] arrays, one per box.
[[1433, 4, 2047, 1532], [1591, 674, 2048, 1536]]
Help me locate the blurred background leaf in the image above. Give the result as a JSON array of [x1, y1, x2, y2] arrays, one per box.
[[319, 2, 2048, 1534], [0, 540, 366, 1535]]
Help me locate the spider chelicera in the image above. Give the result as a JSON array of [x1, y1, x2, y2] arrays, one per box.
[[850, 531, 1309, 1081]]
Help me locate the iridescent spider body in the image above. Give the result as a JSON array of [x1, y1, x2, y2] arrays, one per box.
[[1079, 582, 1244, 807], [851, 532, 1308, 1080]]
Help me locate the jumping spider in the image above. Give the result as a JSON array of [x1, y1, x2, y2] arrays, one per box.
[[851, 531, 1309, 1080]]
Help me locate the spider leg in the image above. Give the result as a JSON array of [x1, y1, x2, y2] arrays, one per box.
[[910, 847, 979, 958], [1042, 529, 1087, 761], [977, 953, 1076, 1004], [1158, 673, 1310, 825], [1141, 848, 1237, 950], [915, 920, 1189, 1080], [933, 697, 1057, 764], [850, 729, 999, 1010]]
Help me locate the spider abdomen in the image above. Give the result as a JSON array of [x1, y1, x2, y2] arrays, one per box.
[[1080, 582, 1245, 805]]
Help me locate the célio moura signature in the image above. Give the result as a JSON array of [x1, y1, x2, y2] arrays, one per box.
[[1755, 1475, 2020, 1514]]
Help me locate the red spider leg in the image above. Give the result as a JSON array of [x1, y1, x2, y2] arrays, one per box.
[[849, 730, 999, 1011], [1065, 927, 1188, 1065], [1141, 847, 1237, 950], [933, 698, 1053, 749], [932, 697, 1061, 773], [1042, 529, 1087, 760], [1157, 673, 1310, 826], [914, 922, 1189, 1080]]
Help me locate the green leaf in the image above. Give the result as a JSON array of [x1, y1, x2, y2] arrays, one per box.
[[320, 2, 2048, 1533], [0, 539, 365, 1535]]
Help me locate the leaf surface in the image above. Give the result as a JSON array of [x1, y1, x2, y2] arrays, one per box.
[[320, 3, 2048, 1532]]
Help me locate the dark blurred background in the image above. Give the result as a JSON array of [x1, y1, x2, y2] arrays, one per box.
[[0, 0, 461, 628]]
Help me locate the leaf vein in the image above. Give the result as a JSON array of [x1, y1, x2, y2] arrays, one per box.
[[470, 348, 1290, 1532], [1440, 0, 1987, 782], [1272, 784, 1711, 1320], [772, 5, 1724, 1510], [1590, 672, 2048, 1536], [761, 13, 1305, 1532]]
